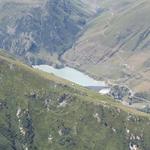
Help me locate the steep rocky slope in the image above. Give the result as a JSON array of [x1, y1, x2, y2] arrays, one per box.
[[0, 50, 150, 150], [0, 0, 96, 65], [63, 0, 150, 101]]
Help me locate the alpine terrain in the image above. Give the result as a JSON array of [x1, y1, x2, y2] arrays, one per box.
[[0, 0, 150, 150]]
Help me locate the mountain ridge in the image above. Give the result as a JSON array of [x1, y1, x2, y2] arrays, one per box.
[[0, 1, 150, 149], [0, 50, 150, 149]]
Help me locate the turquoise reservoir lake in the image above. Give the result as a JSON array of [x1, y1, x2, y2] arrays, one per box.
[[33, 65, 106, 87]]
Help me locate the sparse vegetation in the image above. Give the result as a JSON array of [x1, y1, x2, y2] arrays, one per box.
[[63, 0, 150, 107]]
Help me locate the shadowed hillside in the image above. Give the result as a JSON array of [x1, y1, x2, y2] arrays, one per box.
[[0, 0, 95, 65]]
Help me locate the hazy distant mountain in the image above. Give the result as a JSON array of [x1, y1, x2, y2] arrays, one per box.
[[0, 0, 95, 64], [63, 0, 150, 101]]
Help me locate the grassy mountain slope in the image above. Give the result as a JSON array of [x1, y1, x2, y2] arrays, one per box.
[[0, 50, 150, 150], [63, 0, 150, 98]]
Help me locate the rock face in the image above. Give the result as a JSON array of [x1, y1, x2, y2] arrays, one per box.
[[0, 0, 92, 64]]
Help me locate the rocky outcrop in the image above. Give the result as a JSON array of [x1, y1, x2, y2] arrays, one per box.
[[110, 85, 131, 101]]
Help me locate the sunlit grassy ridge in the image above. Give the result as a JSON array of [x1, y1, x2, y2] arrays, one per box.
[[0, 50, 150, 150]]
